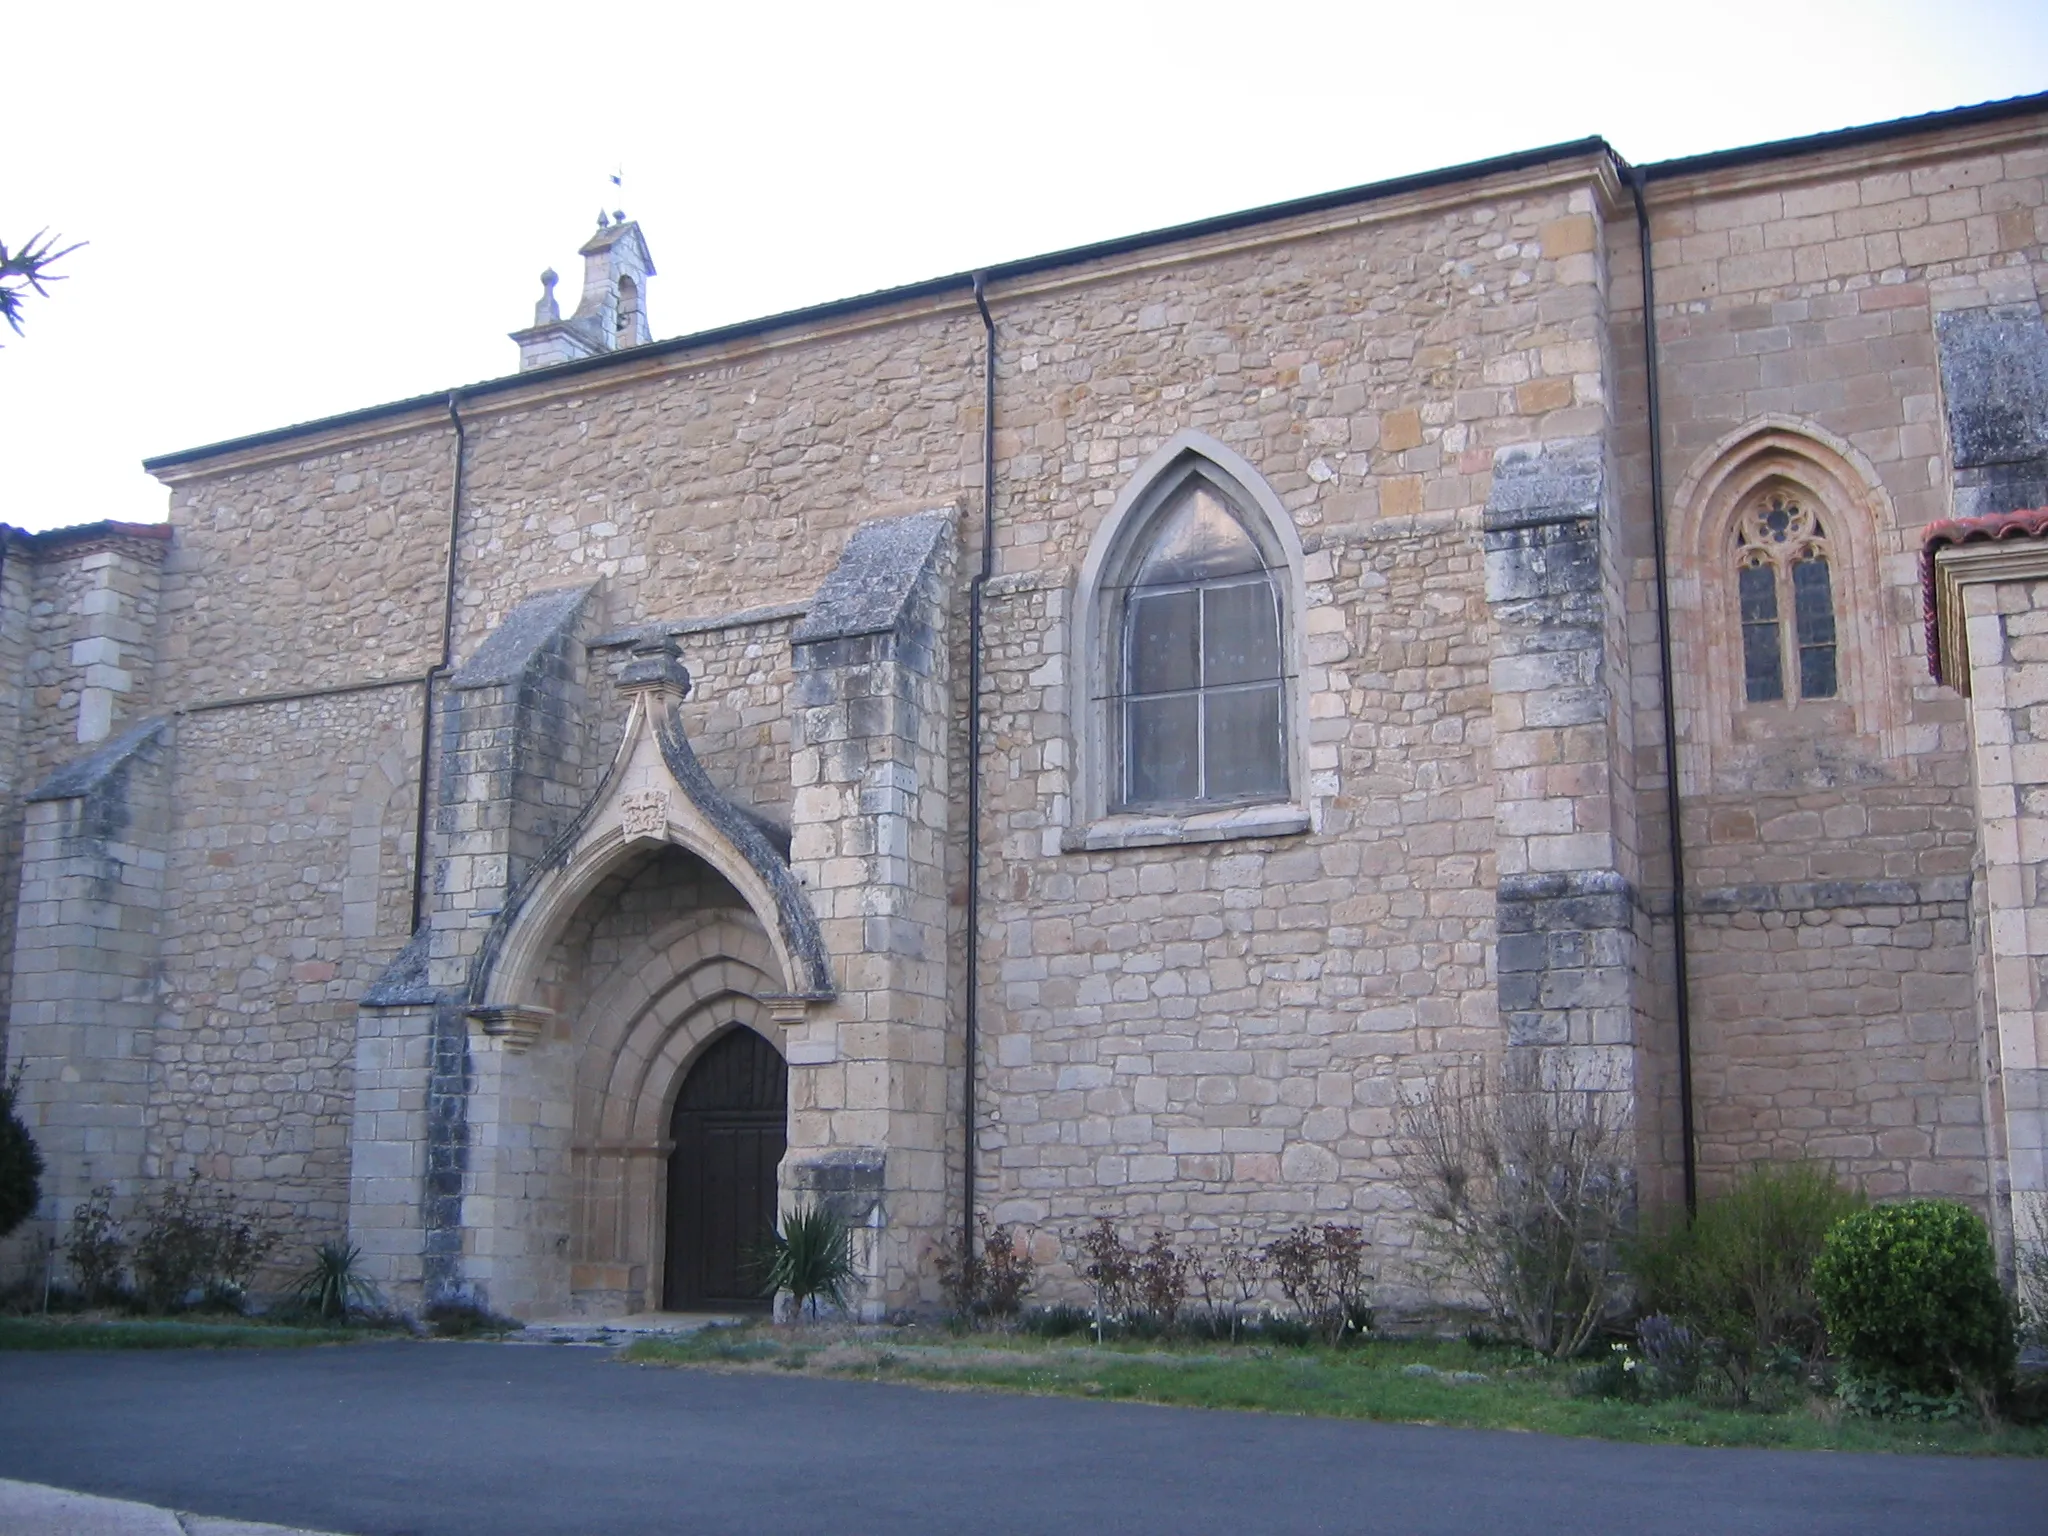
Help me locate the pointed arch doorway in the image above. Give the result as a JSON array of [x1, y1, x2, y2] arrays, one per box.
[[663, 1026, 787, 1311]]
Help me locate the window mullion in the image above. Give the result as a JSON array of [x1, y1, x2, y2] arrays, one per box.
[[1779, 558, 1795, 703], [1194, 585, 1208, 800]]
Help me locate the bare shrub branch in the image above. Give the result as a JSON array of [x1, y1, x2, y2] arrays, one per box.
[[1397, 1063, 1633, 1359]]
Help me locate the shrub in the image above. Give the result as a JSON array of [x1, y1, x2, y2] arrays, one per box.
[[0, 1064, 43, 1240], [290, 1241, 381, 1323], [1134, 1231, 1191, 1331], [1633, 1313, 1702, 1397], [1813, 1200, 2013, 1401], [131, 1175, 280, 1313], [67, 1185, 127, 1303], [1075, 1218, 1138, 1332], [1399, 1066, 1633, 1359], [1629, 1161, 1863, 1403], [1190, 1229, 1266, 1343], [759, 1202, 859, 1321], [1264, 1223, 1373, 1346], [935, 1218, 1036, 1323]]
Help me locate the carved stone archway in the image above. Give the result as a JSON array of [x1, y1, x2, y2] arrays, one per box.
[[440, 636, 834, 1318], [465, 635, 833, 1051]]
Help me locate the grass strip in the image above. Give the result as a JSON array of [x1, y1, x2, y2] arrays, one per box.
[[0, 1317, 362, 1350], [622, 1329, 2048, 1457]]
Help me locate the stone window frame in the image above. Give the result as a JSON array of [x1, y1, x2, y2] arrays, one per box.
[[1668, 417, 1902, 794], [1067, 430, 1312, 851]]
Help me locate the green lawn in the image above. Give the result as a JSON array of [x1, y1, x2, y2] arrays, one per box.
[[0, 1315, 366, 1349], [622, 1326, 2048, 1457]]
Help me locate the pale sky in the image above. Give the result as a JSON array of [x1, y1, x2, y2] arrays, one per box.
[[5, 0, 2046, 532]]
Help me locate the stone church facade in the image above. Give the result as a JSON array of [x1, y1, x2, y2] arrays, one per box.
[[4, 95, 2047, 1319]]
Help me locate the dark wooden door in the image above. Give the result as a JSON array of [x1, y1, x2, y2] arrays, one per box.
[[664, 1027, 787, 1310]]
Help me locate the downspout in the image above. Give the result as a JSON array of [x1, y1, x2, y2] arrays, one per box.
[[408, 391, 467, 936], [964, 274, 996, 1263], [1628, 166, 1699, 1215]]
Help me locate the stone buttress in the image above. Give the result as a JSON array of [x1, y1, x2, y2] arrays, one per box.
[[1483, 439, 1644, 1107], [783, 510, 957, 1315]]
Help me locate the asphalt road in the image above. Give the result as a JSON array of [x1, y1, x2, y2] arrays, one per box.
[[0, 1343, 2042, 1535]]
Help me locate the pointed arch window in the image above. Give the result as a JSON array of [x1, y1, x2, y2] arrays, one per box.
[[1113, 479, 1288, 809], [1734, 486, 1838, 705]]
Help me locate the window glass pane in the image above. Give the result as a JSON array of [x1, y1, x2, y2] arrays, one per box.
[[1133, 484, 1265, 587], [1126, 695, 1199, 805], [1204, 686, 1286, 799], [1126, 590, 1199, 695], [1793, 557, 1837, 699], [1738, 563, 1784, 704], [1738, 561, 1778, 624], [1202, 578, 1281, 686], [1792, 558, 1836, 646]]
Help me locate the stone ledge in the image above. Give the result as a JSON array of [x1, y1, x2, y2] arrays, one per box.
[[1062, 801, 1310, 852], [588, 600, 809, 650], [1689, 874, 1971, 915]]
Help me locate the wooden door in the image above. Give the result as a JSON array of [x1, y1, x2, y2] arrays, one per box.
[[663, 1027, 787, 1310]]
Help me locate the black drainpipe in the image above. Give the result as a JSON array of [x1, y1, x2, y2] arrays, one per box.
[[964, 274, 996, 1263], [407, 391, 467, 936], [1629, 166, 1699, 1216]]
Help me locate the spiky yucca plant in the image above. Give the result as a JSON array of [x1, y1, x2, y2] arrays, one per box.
[[759, 1203, 859, 1322], [291, 1240, 381, 1322]]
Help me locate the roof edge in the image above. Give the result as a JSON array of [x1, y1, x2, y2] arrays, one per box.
[[143, 136, 1614, 476], [140, 89, 2048, 479], [1642, 89, 2048, 182], [2, 519, 173, 551]]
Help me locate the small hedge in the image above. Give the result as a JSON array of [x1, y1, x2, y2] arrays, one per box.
[[0, 1067, 44, 1239], [1813, 1200, 2013, 1397]]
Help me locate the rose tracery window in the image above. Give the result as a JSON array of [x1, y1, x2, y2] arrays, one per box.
[[1734, 488, 1838, 705]]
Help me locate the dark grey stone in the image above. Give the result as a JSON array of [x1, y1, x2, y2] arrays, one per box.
[[361, 928, 439, 1008], [451, 585, 596, 691], [1485, 522, 1602, 607], [1494, 870, 1635, 1049], [26, 715, 171, 803], [792, 1147, 886, 1222], [1482, 437, 1604, 532], [1690, 875, 1969, 915], [1497, 870, 1635, 934], [1952, 460, 2048, 521], [1936, 303, 2048, 470], [422, 999, 473, 1304], [588, 599, 810, 651], [791, 510, 953, 649], [616, 633, 691, 694]]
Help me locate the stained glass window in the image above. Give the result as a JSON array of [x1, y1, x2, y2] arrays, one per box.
[[1732, 488, 1837, 707]]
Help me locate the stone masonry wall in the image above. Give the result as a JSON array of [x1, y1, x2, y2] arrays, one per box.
[[1606, 124, 2047, 1206], [146, 690, 419, 1248], [156, 437, 452, 703]]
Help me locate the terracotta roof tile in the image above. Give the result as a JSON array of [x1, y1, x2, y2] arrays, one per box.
[[1921, 508, 2048, 683]]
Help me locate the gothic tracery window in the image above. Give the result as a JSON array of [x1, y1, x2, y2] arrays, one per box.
[[1113, 479, 1288, 809], [1734, 487, 1838, 705]]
